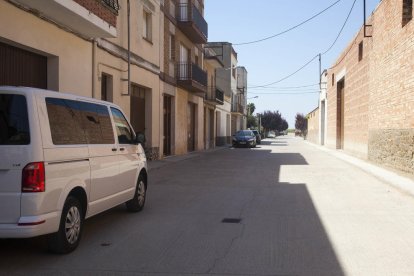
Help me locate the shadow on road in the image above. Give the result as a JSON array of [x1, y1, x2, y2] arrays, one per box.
[[0, 137, 345, 275]]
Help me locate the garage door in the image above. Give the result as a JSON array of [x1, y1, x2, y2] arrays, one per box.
[[0, 41, 47, 89]]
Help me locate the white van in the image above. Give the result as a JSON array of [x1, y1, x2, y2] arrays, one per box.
[[0, 86, 148, 253]]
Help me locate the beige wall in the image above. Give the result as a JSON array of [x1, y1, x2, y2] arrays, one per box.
[[307, 108, 319, 144], [0, 1, 92, 96], [95, 48, 161, 152], [108, 0, 161, 68], [174, 88, 204, 154], [94, 0, 162, 159]]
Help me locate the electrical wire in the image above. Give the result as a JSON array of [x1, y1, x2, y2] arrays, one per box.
[[244, 0, 357, 89], [249, 91, 320, 95], [247, 55, 319, 88], [233, 0, 342, 46], [329, 36, 358, 69], [248, 83, 319, 90], [321, 0, 357, 55]]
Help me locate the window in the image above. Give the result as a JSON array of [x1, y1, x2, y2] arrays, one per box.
[[358, 41, 363, 62], [402, 0, 413, 27], [169, 34, 175, 61], [0, 94, 30, 145], [232, 67, 236, 79], [101, 73, 113, 102], [143, 9, 152, 42], [46, 98, 87, 145], [46, 98, 115, 145], [111, 107, 135, 144], [79, 102, 114, 144], [332, 73, 335, 86]]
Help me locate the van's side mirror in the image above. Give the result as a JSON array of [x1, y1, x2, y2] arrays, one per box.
[[136, 132, 145, 144]]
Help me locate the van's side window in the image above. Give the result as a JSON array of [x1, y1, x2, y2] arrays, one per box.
[[0, 94, 30, 145], [110, 107, 135, 144], [46, 98, 87, 145], [46, 98, 115, 145], [79, 102, 115, 144]]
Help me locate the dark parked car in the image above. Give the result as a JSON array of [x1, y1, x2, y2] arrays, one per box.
[[232, 130, 257, 148], [252, 130, 261, 144]]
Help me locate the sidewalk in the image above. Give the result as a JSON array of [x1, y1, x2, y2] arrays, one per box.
[[148, 145, 231, 171], [305, 140, 414, 197]]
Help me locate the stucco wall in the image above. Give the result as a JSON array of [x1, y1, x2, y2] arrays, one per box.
[[0, 1, 92, 95], [307, 108, 319, 144]]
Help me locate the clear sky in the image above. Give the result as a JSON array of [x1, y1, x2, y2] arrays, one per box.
[[205, 0, 380, 129]]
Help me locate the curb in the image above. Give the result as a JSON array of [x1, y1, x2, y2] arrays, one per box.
[[148, 145, 231, 171]]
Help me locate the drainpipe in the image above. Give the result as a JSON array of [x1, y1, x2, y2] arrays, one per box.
[[92, 39, 97, 98], [127, 0, 131, 96]]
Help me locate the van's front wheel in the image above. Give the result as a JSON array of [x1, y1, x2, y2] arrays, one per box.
[[126, 175, 146, 212], [48, 196, 83, 254]]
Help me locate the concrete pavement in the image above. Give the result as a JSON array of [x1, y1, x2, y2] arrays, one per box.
[[2, 136, 414, 275]]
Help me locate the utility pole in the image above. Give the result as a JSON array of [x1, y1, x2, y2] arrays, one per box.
[[319, 53, 322, 91]]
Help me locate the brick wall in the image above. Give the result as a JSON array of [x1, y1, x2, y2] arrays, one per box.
[[368, 0, 414, 173], [326, 0, 414, 173], [326, 26, 371, 156], [74, 0, 117, 27]]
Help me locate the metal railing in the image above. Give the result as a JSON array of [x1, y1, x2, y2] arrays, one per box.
[[231, 103, 244, 113], [176, 3, 208, 39], [205, 87, 224, 104], [102, 0, 120, 13], [176, 62, 207, 87]]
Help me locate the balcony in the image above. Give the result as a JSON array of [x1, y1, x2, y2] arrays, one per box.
[[176, 3, 208, 44], [177, 63, 208, 94], [14, 0, 118, 38], [231, 103, 244, 115], [205, 87, 224, 105]]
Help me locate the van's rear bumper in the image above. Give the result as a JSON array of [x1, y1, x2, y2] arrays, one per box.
[[0, 211, 60, 238]]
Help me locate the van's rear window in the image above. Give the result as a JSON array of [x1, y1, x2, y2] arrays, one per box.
[[0, 94, 30, 145]]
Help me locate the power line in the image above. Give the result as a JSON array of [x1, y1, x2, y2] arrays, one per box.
[[321, 0, 357, 55], [247, 55, 319, 89], [248, 83, 319, 90], [249, 88, 321, 92], [233, 0, 342, 46], [249, 91, 320, 95], [245, 0, 357, 89]]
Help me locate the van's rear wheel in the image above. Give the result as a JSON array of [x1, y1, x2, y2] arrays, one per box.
[[48, 196, 83, 254], [126, 175, 146, 212]]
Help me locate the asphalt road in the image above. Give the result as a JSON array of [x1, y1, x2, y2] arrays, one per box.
[[2, 136, 414, 275]]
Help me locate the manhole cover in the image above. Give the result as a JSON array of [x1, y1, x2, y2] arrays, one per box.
[[221, 218, 242, 223]]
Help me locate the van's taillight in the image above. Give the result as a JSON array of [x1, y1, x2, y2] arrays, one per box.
[[22, 162, 45, 193]]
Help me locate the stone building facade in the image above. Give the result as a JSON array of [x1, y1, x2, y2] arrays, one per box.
[[160, 0, 208, 157]]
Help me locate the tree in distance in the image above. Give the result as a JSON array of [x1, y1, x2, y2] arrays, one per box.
[[295, 113, 308, 138], [260, 110, 289, 134]]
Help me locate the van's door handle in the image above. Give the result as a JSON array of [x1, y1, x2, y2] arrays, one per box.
[[112, 148, 117, 152], [120, 147, 125, 151]]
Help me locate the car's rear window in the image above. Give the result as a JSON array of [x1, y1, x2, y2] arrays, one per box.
[[236, 130, 253, 137], [0, 94, 30, 145]]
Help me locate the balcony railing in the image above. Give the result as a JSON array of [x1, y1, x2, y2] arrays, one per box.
[[176, 62, 208, 93], [176, 3, 208, 43], [101, 0, 120, 14], [231, 103, 244, 114], [205, 87, 224, 105]]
